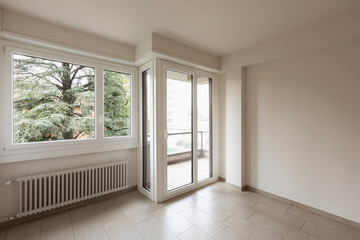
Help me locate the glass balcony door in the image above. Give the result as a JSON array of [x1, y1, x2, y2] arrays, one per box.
[[166, 70, 193, 191], [166, 69, 214, 192]]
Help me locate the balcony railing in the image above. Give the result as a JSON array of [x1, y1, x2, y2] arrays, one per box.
[[167, 131, 209, 164]]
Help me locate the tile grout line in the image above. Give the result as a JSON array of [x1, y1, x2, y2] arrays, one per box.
[[249, 201, 260, 209], [299, 220, 307, 231], [67, 211, 77, 240], [124, 213, 146, 240], [345, 224, 349, 236], [3, 228, 9, 240], [285, 204, 292, 212], [38, 216, 43, 240], [212, 226, 228, 239], [246, 210, 257, 220], [221, 213, 235, 222], [91, 204, 111, 240]]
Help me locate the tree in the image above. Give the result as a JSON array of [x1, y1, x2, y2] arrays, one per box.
[[12, 54, 129, 143], [103, 70, 131, 137]]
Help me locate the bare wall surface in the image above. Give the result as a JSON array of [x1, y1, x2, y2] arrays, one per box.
[[218, 66, 244, 187], [0, 150, 137, 219], [246, 40, 360, 222], [1, 9, 135, 62]]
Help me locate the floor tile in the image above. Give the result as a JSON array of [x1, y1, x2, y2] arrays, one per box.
[[223, 214, 281, 240], [300, 221, 346, 240], [347, 226, 360, 240], [292, 202, 349, 225], [103, 215, 143, 240], [137, 196, 166, 212], [213, 194, 258, 209], [178, 226, 213, 240], [152, 207, 193, 235], [196, 188, 222, 200], [2, 181, 355, 240], [307, 236, 320, 240], [92, 198, 124, 224], [69, 205, 108, 240], [252, 202, 306, 229], [166, 198, 192, 213], [135, 217, 178, 240], [249, 212, 308, 240], [40, 212, 74, 240], [68, 205, 97, 227], [193, 198, 233, 221], [71, 222, 109, 240], [6, 220, 41, 240], [214, 227, 249, 240], [180, 192, 203, 204], [116, 195, 153, 224], [0, 229, 8, 240], [350, 221, 360, 230], [122, 205, 153, 224], [249, 193, 291, 211], [211, 195, 256, 219], [181, 206, 226, 237], [287, 206, 348, 235]]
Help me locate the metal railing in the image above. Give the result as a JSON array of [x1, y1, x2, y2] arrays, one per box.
[[167, 131, 209, 163]]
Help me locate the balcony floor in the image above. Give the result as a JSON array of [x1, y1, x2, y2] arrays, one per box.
[[167, 157, 211, 190]]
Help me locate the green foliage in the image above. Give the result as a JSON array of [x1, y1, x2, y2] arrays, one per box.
[[103, 70, 131, 137], [13, 54, 96, 143]]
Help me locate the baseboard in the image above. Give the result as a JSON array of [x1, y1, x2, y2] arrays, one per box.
[[245, 185, 360, 229], [218, 176, 226, 182], [0, 185, 137, 230]]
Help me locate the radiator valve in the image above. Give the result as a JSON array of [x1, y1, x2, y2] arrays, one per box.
[[5, 179, 16, 185]]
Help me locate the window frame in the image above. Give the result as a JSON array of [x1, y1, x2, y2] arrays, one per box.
[[0, 45, 138, 163]]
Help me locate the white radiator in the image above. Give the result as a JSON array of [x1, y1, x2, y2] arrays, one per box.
[[15, 161, 128, 218]]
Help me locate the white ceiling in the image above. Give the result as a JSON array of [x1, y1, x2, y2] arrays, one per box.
[[1, 0, 359, 57]]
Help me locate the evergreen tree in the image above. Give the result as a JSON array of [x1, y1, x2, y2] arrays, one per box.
[[12, 54, 130, 143], [103, 70, 131, 137]]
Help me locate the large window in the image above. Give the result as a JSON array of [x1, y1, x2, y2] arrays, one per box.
[[13, 53, 96, 143], [1, 47, 137, 162]]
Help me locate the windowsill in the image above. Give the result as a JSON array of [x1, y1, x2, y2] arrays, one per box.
[[0, 139, 138, 164]]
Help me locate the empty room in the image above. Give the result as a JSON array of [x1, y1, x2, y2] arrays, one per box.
[[0, 0, 359, 239]]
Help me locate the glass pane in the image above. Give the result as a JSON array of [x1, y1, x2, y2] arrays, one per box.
[[167, 70, 193, 191], [13, 53, 95, 143], [142, 69, 151, 191], [103, 70, 131, 137], [197, 77, 212, 181]]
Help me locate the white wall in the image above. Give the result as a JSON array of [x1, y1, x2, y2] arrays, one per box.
[[0, 149, 137, 219], [246, 40, 360, 223], [220, 9, 360, 222], [1, 9, 135, 62], [218, 67, 245, 186]]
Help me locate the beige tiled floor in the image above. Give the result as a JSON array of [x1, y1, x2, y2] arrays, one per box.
[[1, 181, 359, 240], [168, 158, 211, 190]]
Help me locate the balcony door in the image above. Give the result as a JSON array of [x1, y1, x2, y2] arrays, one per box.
[[165, 66, 214, 194], [166, 70, 193, 191]]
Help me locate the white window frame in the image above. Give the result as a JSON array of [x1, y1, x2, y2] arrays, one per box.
[[137, 60, 155, 201], [0, 43, 138, 163]]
